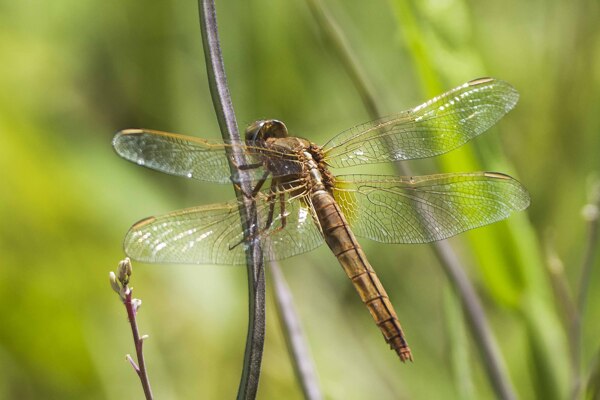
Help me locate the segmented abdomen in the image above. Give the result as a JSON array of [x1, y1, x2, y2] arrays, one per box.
[[311, 190, 412, 362]]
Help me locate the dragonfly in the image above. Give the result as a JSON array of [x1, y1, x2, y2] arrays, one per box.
[[113, 77, 530, 362]]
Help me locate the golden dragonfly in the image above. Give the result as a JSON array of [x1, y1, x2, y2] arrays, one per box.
[[113, 77, 529, 362]]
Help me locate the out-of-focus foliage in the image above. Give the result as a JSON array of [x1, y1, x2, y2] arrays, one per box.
[[0, 0, 599, 398]]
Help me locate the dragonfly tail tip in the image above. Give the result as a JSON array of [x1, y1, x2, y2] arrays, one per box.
[[396, 347, 413, 363]]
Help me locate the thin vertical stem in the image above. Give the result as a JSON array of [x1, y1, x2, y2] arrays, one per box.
[[585, 349, 600, 400], [198, 2, 266, 399], [110, 258, 154, 400], [124, 289, 154, 400], [270, 262, 323, 400], [576, 183, 600, 328], [306, 0, 381, 118], [305, 1, 516, 399], [432, 241, 515, 400], [570, 182, 600, 400]]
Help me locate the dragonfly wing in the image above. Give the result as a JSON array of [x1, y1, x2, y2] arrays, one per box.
[[333, 172, 529, 244], [124, 202, 247, 265], [113, 129, 238, 183], [113, 129, 303, 184], [123, 195, 324, 265], [322, 78, 519, 167]]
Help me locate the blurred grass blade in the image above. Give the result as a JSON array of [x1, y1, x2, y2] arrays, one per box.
[[305, 0, 381, 118], [576, 181, 600, 326], [586, 350, 600, 400], [571, 180, 600, 399], [544, 237, 576, 329], [270, 262, 323, 400], [388, 0, 442, 95], [444, 286, 475, 400], [198, 1, 266, 399], [432, 240, 515, 400], [523, 296, 567, 400]]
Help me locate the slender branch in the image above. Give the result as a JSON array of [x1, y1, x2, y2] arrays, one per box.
[[544, 238, 576, 329], [585, 348, 600, 400], [198, 2, 266, 399], [444, 287, 476, 400], [305, 1, 516, 399], [110, 258, 154, 400], [576, 182, 600, 323], [305, 0, 381, 118], [270, 261, 323, 400], [544, 235, 581, 399], [123, 290, 152, 399], [570, 182, 600, 400], [431, 241, 515, 400]]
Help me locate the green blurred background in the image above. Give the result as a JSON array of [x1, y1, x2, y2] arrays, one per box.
[[1, 0, 599, 398]]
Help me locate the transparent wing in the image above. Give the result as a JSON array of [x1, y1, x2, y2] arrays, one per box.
[[113, 129, 304, 184], [322, 78, 519, 167], [333, 172, 529, 244], [123, 193, 324, 265]]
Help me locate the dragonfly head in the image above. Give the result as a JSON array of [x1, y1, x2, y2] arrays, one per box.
[[245, 119, 289, 145]]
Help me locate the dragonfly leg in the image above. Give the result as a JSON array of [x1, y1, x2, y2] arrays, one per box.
[[228, 179, 277, 251], [260, 186, 288, 237], [234, 162, 263, 170], [257, 181, 287, 237], [262, 184, 278, 232], [277, 191, 287, 230], [233, 170, 271, 199], [251, 171, 271, 197]]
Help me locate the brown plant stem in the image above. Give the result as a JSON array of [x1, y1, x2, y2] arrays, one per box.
[[110, 258, 153, 400], [123, 288, 153, 400], [198, 1, 266, 399]]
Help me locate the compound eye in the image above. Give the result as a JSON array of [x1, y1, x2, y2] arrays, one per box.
[[268, 120, 289, 138], [245, 120, 266, 144]]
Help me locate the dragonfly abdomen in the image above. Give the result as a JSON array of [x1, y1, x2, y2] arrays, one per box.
[[311, 190, 413, 362]]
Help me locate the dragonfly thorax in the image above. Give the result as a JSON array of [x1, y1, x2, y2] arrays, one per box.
[[259, 131, 335, 194]]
